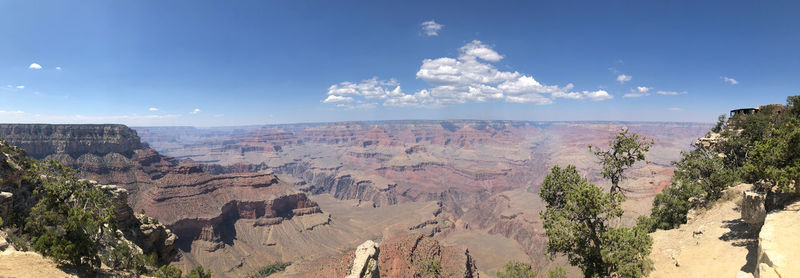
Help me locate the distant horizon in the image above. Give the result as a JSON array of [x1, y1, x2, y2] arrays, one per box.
[[1, 118, 716, 129]]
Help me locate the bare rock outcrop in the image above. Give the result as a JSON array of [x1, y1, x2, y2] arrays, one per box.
[[346, 240, 380, 278], [295, 233, 480, 278], [741, 190, 767, 227], [756, 200, 800, 278]]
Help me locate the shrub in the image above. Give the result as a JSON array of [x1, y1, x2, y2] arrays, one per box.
[[187, 265, 212, 278], [154, 265, 183, 278], [496, 260, 536, 278], [546, 266, 567, 278], [247, 262, 291, 278], [421, 258, 443, 277]]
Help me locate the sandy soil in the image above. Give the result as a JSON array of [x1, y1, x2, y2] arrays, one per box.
[[648, 183, 758, 278], [0, 249, 76, 278]]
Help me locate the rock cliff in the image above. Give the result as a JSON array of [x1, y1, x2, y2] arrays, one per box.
[[0, 125, 325, 275], [0, 124, 144, 159]]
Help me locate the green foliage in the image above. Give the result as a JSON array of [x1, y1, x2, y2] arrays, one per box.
[[187, 265, 212, 278], [546, 266, 568, 278], [23, 159, 116, 268], [673, 148, 737, 201], [711, 114, 726, 133], [539, 165, 652, 277], [648, 95, 800, 231], [102, 240, 157, 274], [743, 118, 800, 193], [496, 260, 536, 278], [421, 258, 443, 277], [247, 262, 291, 278], [601, 225, 653, 277], [645, 147, 738, 231], [645, 180, 702, 231], [718, 104, 787, 169], [154, 265, 183, 278], [787, 95, 800, 116], [589, 128, 654, 194]]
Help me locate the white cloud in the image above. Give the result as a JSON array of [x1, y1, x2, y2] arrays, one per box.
[[191, 108, 201, 114], [722, 76, 738, 85], [624, 86, 651, 98], [421, 20, 443, 36], [581, 90, 614, 101], [323, 95, 354, 103], [323, 40, 612, 108], [28, 63, 42, 69], [148, 107, 159, 111], [656, 90, 687, 96], [55, 66, 62, 70], [15, 85, 24, 89], [458, 40, 504, 62], [0, 110, 24, 115], [616, 74, 632, 83]]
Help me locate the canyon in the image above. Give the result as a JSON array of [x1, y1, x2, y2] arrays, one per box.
[[0, 121, 711, 277]]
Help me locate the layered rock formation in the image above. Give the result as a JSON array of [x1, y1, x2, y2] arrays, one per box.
[[0, 125, 328, 275], [0, 124, 144, 159], [137, 120, 710, 273]]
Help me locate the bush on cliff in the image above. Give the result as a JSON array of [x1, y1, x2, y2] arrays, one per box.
[[645, 95, 800, 231], [742, 116, 800, 194], [247, 262, 291, 278], [23, 159, 116, 268]]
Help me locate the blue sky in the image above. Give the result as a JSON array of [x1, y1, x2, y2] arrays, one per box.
[[1, 0, 798, 126]]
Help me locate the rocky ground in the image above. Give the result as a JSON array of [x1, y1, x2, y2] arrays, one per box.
[[649, 183, 758, 277]]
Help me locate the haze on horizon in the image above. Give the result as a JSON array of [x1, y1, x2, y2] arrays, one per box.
[[1, 0, 799, 127]]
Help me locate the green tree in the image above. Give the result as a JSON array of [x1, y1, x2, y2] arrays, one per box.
[[743, 118, 800, 193], [496, 260, 536, 278], [787, 95, 800, 116], [24, 160, 116, 268], [589, 128, 654, 195], [711, 114, 727, 133], [539, 165, 652, 277]]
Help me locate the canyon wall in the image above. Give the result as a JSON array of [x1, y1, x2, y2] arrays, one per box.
[[0, 124, 144, 159], [136, 120, 712, 274]]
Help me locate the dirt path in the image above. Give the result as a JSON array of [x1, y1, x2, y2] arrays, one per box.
[[0, 250, 76, 278], [648, 183, 758, 277]]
